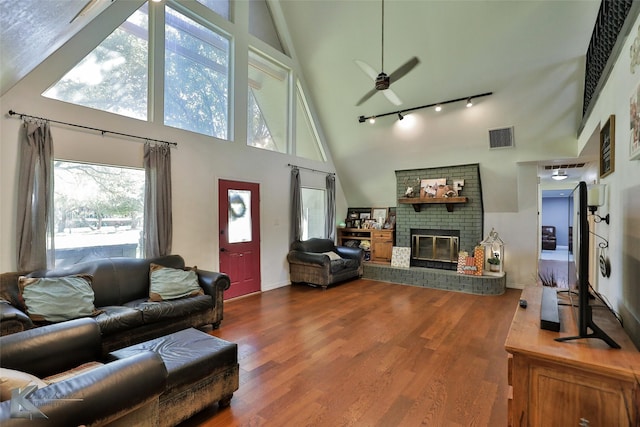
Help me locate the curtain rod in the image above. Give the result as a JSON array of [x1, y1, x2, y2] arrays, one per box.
[[7, 110, 178, 147], [288, 163, 335, 176]]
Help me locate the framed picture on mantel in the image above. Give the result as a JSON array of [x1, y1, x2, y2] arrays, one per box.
[[599, 115, 615, 178]]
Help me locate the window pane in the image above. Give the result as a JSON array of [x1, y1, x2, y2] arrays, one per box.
[[196, 0, 230, 20], [165, 6, 230, 139], [53, 161, 145, 267], [249, 0, 284, 53], [302, 188, 325, 240], [296, 82, 325, 161], [247, 50, 288, 152], [43, 4, 149, 120], [228, 190, 252, 243]]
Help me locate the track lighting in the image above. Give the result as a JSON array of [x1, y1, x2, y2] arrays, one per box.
[[357, 91, 492, 124]]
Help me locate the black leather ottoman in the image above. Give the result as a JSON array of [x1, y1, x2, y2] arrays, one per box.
[[108, 328, 239, 427]]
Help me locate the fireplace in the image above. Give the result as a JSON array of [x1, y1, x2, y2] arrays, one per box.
[[410, 229, 460, 270]]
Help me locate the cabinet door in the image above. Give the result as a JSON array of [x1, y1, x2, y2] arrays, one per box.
[[371, 231, 394, 262], [529, 364, 636, 426]]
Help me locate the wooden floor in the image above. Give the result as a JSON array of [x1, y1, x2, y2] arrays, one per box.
[[180, 279, 521, 427]]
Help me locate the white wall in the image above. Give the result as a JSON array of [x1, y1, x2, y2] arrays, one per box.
[[0, 1, 347, 293], [577, 13, 640, 344]]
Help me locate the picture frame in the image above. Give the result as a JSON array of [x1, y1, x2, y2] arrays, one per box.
[[631, 83, 640, 160], [359, 211, 371, 220], [599, 115, 615, 178], [371, 207, 388, 223]]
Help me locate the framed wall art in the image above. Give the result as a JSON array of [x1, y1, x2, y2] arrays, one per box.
[[372, 207, 388, 223], [631, 83, 640, 160], [599, 115, 615, 178]]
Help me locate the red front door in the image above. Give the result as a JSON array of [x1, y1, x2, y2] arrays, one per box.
[[218, 180, 261, 299]]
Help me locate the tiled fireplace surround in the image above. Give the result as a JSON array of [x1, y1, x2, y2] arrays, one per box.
[[362, 164, 506, 295]]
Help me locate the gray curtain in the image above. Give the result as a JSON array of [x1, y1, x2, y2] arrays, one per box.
[[290, 167, 302, 243], [144, 143, 172, 258], [16, 121, 54, 271], [325, 174, 336, 240]]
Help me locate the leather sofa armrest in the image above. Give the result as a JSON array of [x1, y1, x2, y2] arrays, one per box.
[[0, 302, 33, 335], [0, 318, 102, 378], [0, 351, 168, 427], [287, 251, 331, 266], [335, 246, 364, 261], [197, 269, 231, 296]]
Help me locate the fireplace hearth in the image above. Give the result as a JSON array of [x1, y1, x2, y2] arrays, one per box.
[[411, 229, 460, 270]]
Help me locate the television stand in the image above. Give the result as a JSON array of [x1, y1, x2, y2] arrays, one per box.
[[505, 286, 640, 426]]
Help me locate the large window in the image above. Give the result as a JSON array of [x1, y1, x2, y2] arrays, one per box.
[[43, 3, 149, 120], [247, 49, 289, 152], [53, 161, 145, 267], [301, 187, 325, 240], [164, 6, 231, 139]]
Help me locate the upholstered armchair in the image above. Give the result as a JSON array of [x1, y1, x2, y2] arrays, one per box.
[[541, 226, 557, 250], [287, 238, 364, 290]]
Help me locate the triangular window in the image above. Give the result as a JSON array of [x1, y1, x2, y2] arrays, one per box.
[[43, 3, 149, 120], [295, 81, 325, 161], [247, 50, 289, 152]]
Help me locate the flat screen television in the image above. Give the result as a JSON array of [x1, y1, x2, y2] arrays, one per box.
[[554, 181, 620, 349]]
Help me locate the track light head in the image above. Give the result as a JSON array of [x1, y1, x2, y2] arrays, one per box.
[[359, 115, 366, 123], [397, 112, 404, 120], [369, 116, 376, 124], [466, 98, 473, 108], [435, 104, 442, 112]]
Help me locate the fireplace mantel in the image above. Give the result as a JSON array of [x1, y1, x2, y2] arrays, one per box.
[[398, 196, 468, 212]]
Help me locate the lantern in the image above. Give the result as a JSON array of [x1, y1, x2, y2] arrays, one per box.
[[481, 228, 504, 276]]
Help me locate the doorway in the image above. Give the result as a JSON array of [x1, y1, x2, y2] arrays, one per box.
[[218, 179, 261, 299]]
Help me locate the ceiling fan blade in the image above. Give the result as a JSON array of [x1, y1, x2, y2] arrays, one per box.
[[383, 89, 402, 106], [356, 88, 378, 106], [388, 56, 420, 84], [355, 60, 378, 80]]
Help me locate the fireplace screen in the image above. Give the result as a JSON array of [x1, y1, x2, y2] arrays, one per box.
[[412, 235, 459, 263]]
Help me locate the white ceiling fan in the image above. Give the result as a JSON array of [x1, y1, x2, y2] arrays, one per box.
[[355, 0, 420, 106]]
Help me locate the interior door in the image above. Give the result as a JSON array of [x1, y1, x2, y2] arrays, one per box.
[[218, 179, 261, 299]]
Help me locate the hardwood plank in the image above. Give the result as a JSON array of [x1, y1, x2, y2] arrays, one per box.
[[179, 279, 520, 427]]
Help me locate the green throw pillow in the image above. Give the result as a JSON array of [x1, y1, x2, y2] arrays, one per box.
[[18, 275, 100, 322], [149, 263, 204, 302]]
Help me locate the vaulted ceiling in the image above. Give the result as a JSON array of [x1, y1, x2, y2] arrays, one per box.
[[1, 0, 604, 205]]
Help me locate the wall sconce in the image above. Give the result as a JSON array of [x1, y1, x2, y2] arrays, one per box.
[[551, 170, 568, 180], [587, 184, 609, 224]]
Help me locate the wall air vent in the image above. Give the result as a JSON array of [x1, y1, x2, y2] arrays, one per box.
[[544, 163, 586, 170], [488, 127, 514, 149]]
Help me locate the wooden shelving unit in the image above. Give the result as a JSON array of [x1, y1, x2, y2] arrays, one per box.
[[337, 228, 395, 263], [397, 196, 468, 212]]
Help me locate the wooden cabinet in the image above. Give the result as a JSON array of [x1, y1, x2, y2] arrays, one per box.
[[505, 286, 640, 426], [370, 230, 394, 263], [337, 228, 395, 264]]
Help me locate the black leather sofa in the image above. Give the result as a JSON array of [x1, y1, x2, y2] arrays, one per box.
[[0, 318, 168, 426], [0, 255, 230, 354], [287, 238, 364, 289]]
